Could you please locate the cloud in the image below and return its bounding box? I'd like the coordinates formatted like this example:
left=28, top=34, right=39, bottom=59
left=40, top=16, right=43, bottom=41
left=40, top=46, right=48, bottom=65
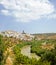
left=0, top=0, right=55, bottom=22
left=1, top=9, right=10, bottom=15
left=47, top=13, right=56, bottom=19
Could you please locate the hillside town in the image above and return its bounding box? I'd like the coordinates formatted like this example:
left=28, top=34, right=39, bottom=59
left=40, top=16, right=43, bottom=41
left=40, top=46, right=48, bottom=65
left=0, top=30, right=34, bottom=41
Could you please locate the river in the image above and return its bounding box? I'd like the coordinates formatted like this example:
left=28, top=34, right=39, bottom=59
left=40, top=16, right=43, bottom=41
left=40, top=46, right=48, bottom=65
left=21, top=45, right=40, bottom=60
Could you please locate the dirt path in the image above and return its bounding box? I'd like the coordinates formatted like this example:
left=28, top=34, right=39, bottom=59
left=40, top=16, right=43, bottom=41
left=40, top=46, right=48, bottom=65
left=5, top=56, right=13, bottom=65
left=5, top=46, right=15, bottom=65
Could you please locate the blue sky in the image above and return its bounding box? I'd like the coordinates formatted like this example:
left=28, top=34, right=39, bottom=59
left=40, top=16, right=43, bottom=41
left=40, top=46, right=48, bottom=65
left=0, top=0, right=56, bottom=33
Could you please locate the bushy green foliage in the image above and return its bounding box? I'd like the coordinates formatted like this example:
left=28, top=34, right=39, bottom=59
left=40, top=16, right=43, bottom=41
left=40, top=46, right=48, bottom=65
left=1, top=34, right=56, bottom=65
left=13, top=39, right=56, bottom=65
left=0, top=35, right=5, bottom=65
left=31, top=40, right=46, bottom=56
left=41, top=45, right=56, bottom=65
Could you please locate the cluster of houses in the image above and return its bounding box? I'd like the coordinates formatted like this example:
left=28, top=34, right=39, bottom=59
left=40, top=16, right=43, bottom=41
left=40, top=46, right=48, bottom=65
left=0, top=30, right=34, bottom=41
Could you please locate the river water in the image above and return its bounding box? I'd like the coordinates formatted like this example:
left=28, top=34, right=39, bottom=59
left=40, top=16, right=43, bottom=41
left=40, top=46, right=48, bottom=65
left=21, top=45, right=40, bottom=60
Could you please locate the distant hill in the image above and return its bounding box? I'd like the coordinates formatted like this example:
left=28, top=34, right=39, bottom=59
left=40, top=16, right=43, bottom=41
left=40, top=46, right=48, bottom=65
left=33, top=33, right=56, bottom=40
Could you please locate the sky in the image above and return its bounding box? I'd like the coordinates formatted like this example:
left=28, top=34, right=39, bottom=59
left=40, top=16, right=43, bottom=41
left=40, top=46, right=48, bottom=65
left=0, top=0, right=56, bottom=34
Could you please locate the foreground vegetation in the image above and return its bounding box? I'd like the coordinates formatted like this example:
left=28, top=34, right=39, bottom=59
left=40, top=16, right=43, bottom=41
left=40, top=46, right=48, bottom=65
left=0, top=35, right=56, bottom=65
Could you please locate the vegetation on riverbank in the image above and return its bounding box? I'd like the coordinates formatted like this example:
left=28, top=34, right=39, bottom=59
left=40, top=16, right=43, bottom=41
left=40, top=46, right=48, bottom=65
left=0, top=34, right=56, bottom=65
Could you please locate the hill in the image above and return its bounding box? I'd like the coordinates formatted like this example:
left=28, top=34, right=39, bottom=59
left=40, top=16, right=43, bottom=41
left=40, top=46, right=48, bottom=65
left=33, top=33, right=56, bottom=40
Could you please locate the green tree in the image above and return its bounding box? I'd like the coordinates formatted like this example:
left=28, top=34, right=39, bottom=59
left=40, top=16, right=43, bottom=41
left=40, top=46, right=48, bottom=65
left=0, top=35, right=5, bottom=65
